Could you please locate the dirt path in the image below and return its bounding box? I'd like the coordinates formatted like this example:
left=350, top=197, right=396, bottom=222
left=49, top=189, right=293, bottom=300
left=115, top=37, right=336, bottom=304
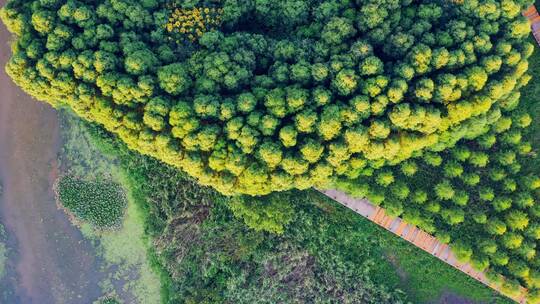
left=0, top=4, right=104, bottom=303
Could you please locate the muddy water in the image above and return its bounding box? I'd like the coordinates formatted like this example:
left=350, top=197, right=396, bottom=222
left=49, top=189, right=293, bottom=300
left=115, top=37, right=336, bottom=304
left=0, top=4, right=104, bottom=304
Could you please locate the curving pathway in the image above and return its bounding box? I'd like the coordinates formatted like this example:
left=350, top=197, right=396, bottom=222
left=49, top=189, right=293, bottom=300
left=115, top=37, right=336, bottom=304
left=319, top=189, right=528, bottom=303
left=524, top=5, right=540, bottom=45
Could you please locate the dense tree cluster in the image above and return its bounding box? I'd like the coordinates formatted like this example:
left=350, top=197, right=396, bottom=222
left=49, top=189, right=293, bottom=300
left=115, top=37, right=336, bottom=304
left=0, top=0, right=534, bottom=195
left=337, top=105, right=540, bottom=300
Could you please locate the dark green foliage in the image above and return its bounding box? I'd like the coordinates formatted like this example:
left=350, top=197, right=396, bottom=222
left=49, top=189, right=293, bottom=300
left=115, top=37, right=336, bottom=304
left=56, top=175, right=126, bottom=229
left=0, top=0, right=534, bottom=195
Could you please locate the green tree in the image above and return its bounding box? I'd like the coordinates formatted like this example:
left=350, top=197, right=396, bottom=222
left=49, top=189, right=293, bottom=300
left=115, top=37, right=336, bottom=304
left=505, top=210, right=529, bottom=231
left=1, top=0, right=535, bottom=197
left=227, top=194, right=295, bottom=234
left=157, top=63, right=191, bottom=95
left=434, top=180, right=454, bottom=200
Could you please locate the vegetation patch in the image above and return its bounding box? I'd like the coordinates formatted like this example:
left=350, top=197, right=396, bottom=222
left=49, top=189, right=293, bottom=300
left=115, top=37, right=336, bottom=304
left=93, top=294, right=121, bottom=304
left=337, top=39, right=540, bottom=300
left=227, top=193, right=295, bottom=234
left=55, top=175, right=126, bottom=229
left=0, top=224, right=7, bottom=281
left=165, top=3, right=223, bottom=43
left=0, top=0, right=534, bottom=195
left=79, top=118, right=509, bottom=303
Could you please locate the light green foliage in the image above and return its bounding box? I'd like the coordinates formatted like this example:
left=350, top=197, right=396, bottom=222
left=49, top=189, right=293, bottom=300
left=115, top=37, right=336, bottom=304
left=376, top=170, right=394, bottom=187
left=227, top=193, right=294, bottom=234
left=336, top=106, right=540, bottom=293
left=157, top=63, right=191, bottom=95
left=423, top=152, right=442, bottom=167
left=56, top=176, right=126, bottom=229
left=453, top=241, right=473, bottom=263
left=83, top=196, right=161, bottom=304
left=0, top=0, right=534, bottom=195
left=435, top=180, right=455, bottom=200
left=505, top=210, right=529, bottom=230
left=400, top=160, right=418, bottom=177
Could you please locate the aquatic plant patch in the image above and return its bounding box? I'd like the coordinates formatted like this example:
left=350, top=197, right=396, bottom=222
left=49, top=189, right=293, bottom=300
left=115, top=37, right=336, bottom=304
left=55, top=175, right=126, bottom=229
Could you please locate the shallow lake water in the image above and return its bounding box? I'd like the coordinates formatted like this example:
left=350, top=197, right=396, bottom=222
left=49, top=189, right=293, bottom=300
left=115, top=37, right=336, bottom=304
left=0, top=3, right=105, bottom=302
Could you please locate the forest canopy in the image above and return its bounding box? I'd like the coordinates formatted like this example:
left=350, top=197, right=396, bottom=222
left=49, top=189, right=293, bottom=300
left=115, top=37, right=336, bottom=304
left=0, top=0, right=535, bottom=195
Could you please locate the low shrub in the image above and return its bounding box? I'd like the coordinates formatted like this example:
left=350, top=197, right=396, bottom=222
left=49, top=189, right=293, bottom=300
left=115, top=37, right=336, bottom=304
left=227, top=192, right=295, bottom=234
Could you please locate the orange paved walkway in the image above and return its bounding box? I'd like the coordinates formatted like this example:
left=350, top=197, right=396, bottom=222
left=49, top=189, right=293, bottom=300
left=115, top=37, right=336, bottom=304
left=524, top=5, right=540, bottom=46
left=320, top=189, right=528, bottom=303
